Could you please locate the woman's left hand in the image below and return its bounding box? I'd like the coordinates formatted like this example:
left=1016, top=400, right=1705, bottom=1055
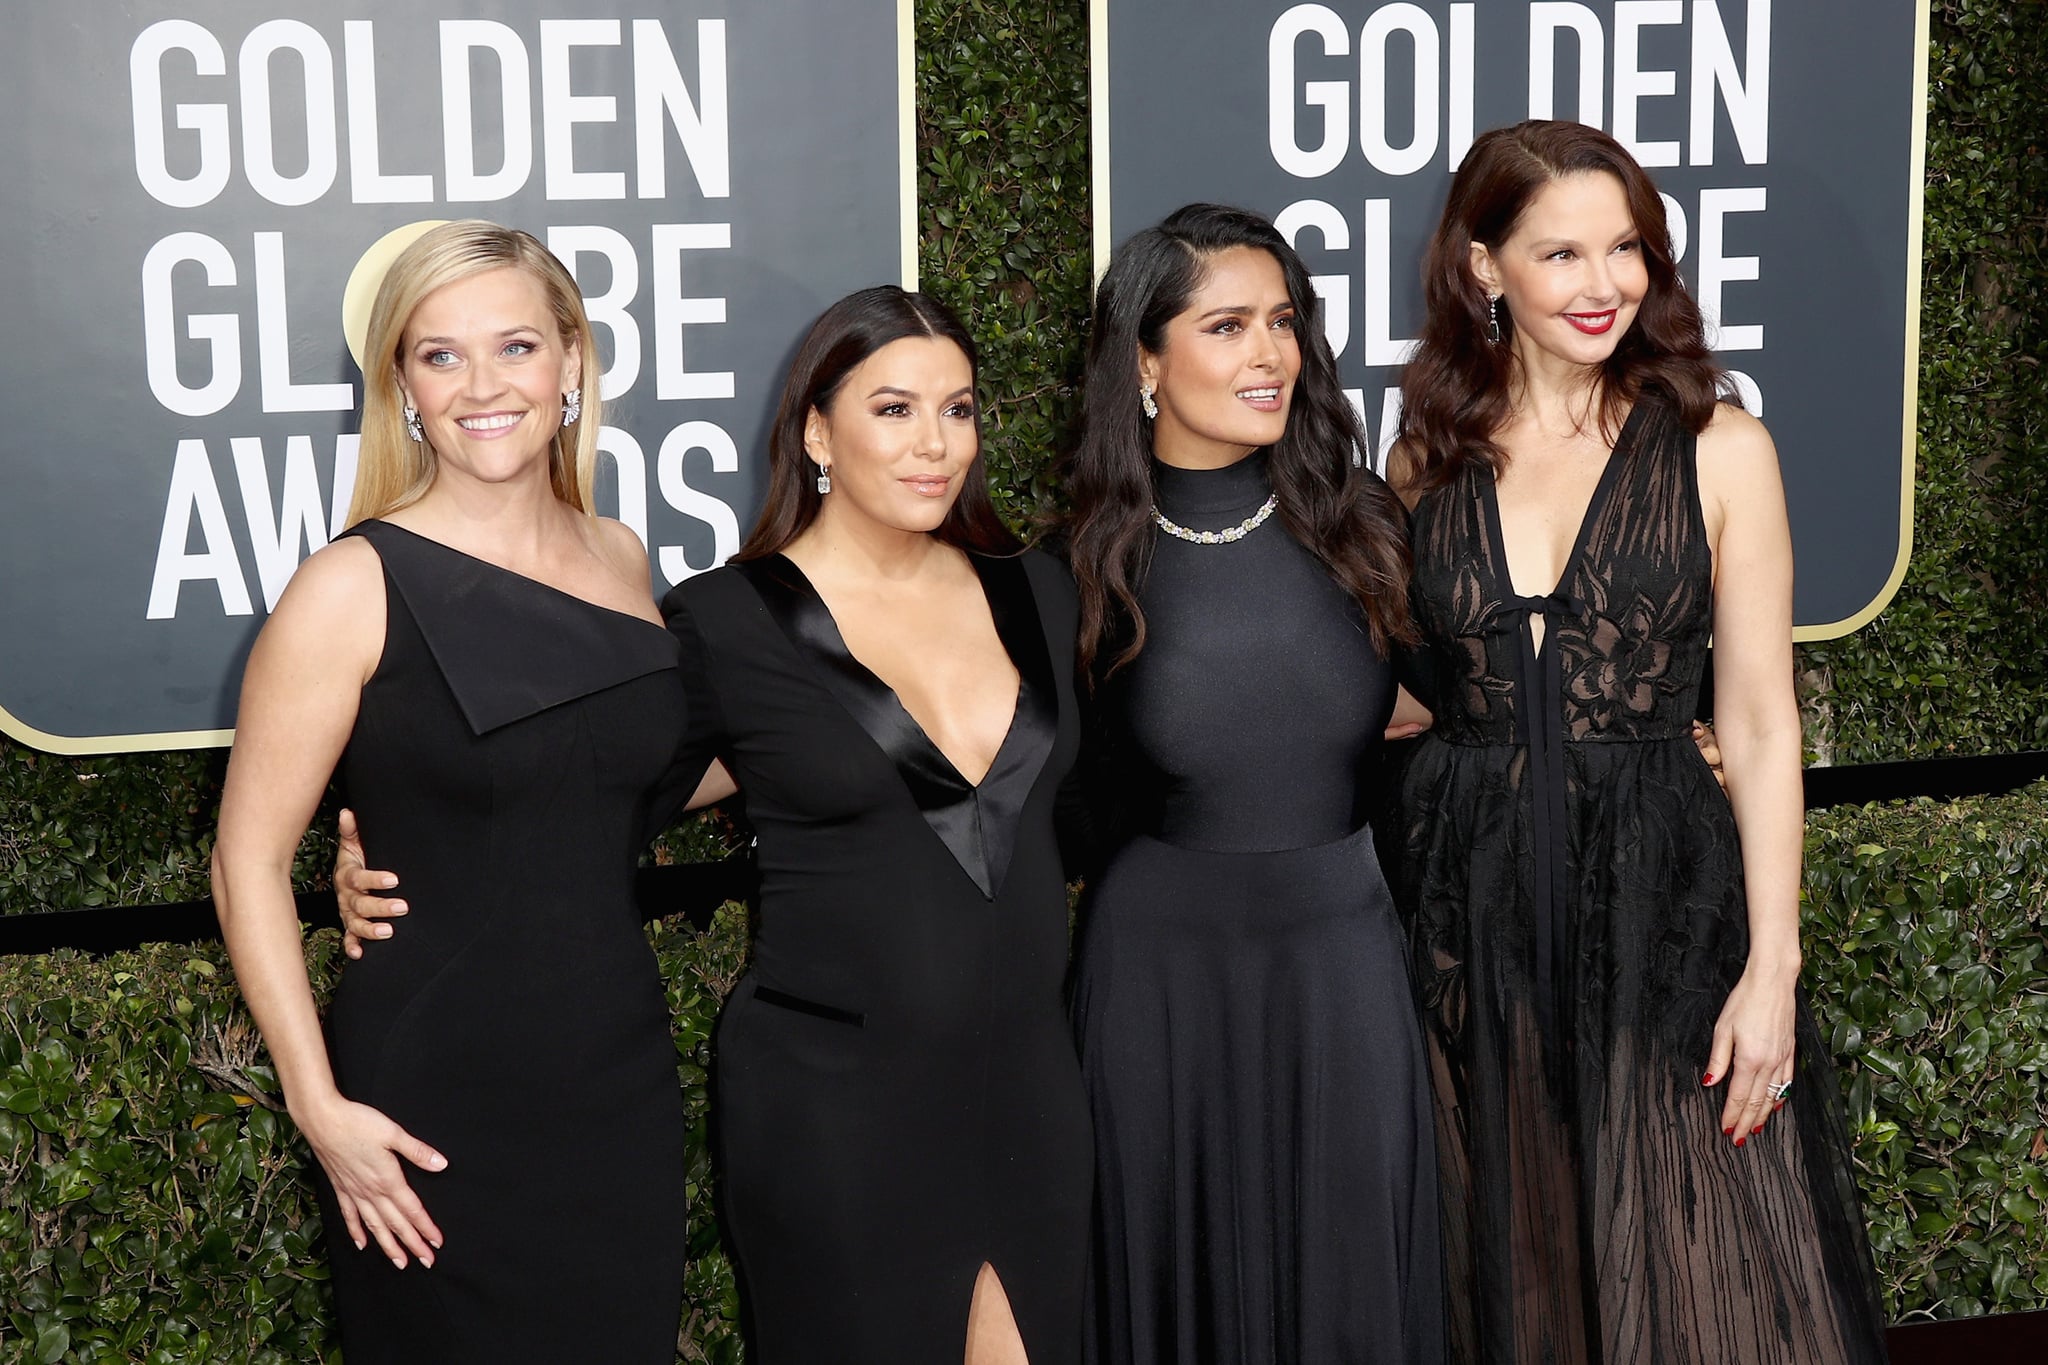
left=1703, top=962, right=1798, bottom=1146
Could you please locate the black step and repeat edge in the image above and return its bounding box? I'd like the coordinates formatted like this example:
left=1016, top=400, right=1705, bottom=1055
left=1886, top=1308, right=2048, bottom=1362
left=0, top=858, right=755, bottom=959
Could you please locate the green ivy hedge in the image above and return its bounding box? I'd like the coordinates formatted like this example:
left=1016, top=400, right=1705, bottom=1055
left=0, top=906, right=751, bottom=1364
left=6, top=790, right=2045, bottom=1360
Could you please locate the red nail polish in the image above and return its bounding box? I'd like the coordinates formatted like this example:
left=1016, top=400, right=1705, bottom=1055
left=1753, top=1123, right=1765, bottom=1134
left=1734, top=1136, right=1746, bottom=1148
left=1723, top=1126, right=1734, bottom=1136
left=1703, top=1072, right=1716, bottom=1085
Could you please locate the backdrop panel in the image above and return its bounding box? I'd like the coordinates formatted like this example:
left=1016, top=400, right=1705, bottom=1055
left=0, top=0, right=913, bottom=752
left=1093, top=0, right=1926, bottom=641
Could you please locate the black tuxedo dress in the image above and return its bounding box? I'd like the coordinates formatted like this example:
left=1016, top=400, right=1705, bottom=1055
left=662, top=549, right=1093, bottom=1364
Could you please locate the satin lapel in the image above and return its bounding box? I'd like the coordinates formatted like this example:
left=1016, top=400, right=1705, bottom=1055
left=968, top=553, right=1057, bottom=897
left=733, top=554, right=1055, bottom=901
left=343, top=520, right=680, bottom=735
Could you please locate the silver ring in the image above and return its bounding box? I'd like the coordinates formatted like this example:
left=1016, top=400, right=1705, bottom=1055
left=1766, top=1079, right=1792, bottom=1100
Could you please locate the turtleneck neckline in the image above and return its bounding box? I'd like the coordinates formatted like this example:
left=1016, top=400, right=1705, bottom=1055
left=1151, top=450, right=1272, bottom=518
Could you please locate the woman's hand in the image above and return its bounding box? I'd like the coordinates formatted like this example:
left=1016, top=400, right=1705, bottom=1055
left=334, top=807, right=407, bottom=959
left=1703, top=958, right=1798, bottom=1146
left=1385, top=686, right=1434, bottom=743
left=1691, top=720, right=1727, bottom=792
left=296, top=1092, right=448, bottom=1269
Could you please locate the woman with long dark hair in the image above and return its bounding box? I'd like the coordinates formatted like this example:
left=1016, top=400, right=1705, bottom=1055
left=672, top=286, right=1092, bottom=1363
left=1062, top=203, right=1444, bottom=1363
left=1388, top=120, right=1888, bottom=1363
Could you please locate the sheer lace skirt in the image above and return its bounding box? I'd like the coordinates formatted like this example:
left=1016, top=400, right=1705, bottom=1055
left=1391, top=735, right=1890, bottom=1365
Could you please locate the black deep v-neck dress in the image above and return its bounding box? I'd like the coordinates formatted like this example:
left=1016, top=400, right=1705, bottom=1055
left=1388, top=392, right=1888, bottom=1364
left=662, top=549, right=1091, bottom=1364
left=320, top=520, right=712, bottom=1362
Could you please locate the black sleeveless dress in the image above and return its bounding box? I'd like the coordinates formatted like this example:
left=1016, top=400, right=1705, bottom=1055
left=1069, top=453, right=1445, bottom=1365
left=662, top=549, right=1092, bottom=1364
left=320, top=519, right=711, bottom=1362
left=1387, top=395, right=1889, bottom=1364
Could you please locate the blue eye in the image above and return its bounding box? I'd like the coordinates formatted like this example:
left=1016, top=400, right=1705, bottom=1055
left=504, top=340, right=536, bottom=357
left=425, top=348, right=458, bottom=367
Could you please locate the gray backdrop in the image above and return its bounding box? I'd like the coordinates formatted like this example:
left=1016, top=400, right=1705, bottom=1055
left=0, top=0, right=908, bottom=750
left=1097, top=0, right=1923, bottom=640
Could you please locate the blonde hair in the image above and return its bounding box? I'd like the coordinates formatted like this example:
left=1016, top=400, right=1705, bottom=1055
left=346, top=220, right=602, bottom=526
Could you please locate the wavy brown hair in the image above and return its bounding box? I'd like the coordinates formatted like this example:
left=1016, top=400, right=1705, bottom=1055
left=735, top=286, right=1019, bottom=561
left=1063, top=203, right=1415, bottom=681
left=1398, top=120, right=1728, bottom=491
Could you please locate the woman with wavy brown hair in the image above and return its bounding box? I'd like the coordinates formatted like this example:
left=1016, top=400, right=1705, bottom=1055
left=1387, top=120, right=1888, bottom=1363
left=1062, top=203, right=1443, bottom=1364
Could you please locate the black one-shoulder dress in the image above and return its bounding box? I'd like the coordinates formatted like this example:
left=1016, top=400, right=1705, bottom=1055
left=663, top=549, right=1093, bottom=1365
left=320, top=519, right=711, bottom=1362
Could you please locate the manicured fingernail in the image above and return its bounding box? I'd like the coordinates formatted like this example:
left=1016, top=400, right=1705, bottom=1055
left=1734, top=1136, right=1746, bottom=1148
left=392, top=1256, right=405, bottom=1269
left=431, top=1238, right=443, bottom=1249
left=1774, top=1099, right=1785, bottom=1110
left=390, top=903, right=407, bottom=915
left=1723, top=1126, right=1734, bottom=1136
left=354, top=1239, right=367, bottom=1251
left=376, top=926, right=392, bottom=937
left=1752, top=1123, right=1765, bottom=1134
left=1702, top=1072, right=1716, bottom=1085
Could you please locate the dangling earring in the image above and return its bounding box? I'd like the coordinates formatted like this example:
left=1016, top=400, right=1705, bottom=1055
left=1140, top=383, right=1159, bottom=420
left=403, top=404, right=424, bottom=443
left=561, top=387, right=582, bottom=426
left=815, top=462, right=831, bottom=495
left=1486, top=294, right=1504, bottom=344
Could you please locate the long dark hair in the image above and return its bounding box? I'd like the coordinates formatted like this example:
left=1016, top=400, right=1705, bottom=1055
left=735, top=286, right=1019, bottom=560
left=1399, top=120, right=1727, bottom=490
left=1063, top=203, right=1415, bottom=681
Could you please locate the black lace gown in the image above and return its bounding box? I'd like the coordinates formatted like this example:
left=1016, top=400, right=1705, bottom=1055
left=1387, top=394, right=1889, bottom=1364
left=1070, top=453, right=1444, bottom=1365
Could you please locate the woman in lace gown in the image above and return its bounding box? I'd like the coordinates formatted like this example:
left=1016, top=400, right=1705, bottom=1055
left=1385, top=121, right=1889, bottom=1364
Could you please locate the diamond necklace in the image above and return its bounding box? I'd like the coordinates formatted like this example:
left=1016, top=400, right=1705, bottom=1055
left=1150, top=493, right=1280, bottom=545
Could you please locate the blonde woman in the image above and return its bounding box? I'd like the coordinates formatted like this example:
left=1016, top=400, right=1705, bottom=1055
left=211, top=221, right=715, bottom=1361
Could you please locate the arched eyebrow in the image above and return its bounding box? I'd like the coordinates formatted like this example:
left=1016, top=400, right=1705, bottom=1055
left=865, top=385, right=977, bottom=402
left=1195, top=301, right=1295, bottom=321
left=412, top=326, right=544, bottom=348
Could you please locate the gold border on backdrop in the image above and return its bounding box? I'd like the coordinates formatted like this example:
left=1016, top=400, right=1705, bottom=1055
left=1792, top=0, right=1927, bottom=643
left=1088, top=0, right=1928, bottom=645
left=1, top=1, right=926, bottom=757
left=1090, top=0, right=1112, bottom=281
left=899, top=0, right=919, bottom=289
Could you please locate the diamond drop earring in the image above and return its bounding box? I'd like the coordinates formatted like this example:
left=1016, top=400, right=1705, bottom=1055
left=1140, top=384, right=1159, bottom=420
left=1486, top=294, right=1504, bottom=344
left=403, top=404, right=424, bottom=443
left=561, top=387, right=582, bottom=426
left=815, top=462, right=832, bottom=495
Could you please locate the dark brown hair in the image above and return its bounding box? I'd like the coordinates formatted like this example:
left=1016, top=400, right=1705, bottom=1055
left=735, top=286, right=1020, bottom=560
left=1062, top=203, right=1415, bottom=681
left=1398, top=120, right=1729, bottom=490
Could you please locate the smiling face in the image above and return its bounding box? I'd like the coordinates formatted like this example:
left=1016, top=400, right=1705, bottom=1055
left=1139, top=245, right=1302, bottom=469
left=1471, top=170, right=1648, bottom=373
left=396, top=266, right=581, bottom=493
left=804, top=335, right=980, bottom=539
